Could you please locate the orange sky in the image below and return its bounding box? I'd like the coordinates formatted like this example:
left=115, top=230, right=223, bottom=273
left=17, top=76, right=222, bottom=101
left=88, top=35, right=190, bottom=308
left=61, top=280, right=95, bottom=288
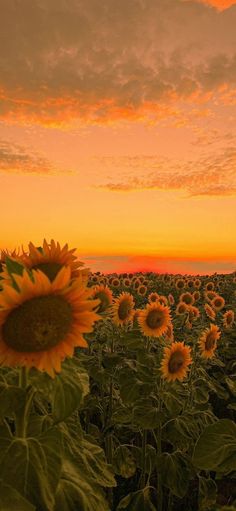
left=1, top=0, right=236, bottom=274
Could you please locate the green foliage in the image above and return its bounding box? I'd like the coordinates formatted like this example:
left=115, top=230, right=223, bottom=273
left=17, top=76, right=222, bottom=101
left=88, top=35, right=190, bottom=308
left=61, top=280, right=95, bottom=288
left=193, top=419, right=236, bottom=474
left=117, top=488, right=156, bottom=511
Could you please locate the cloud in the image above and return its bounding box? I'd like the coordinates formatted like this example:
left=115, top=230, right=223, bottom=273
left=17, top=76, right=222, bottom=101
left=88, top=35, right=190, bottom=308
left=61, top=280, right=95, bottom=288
left=1, top=0, right=236, bottom=126
left=0, top=139, right=67, bottom=175
left=94, top=147, right=236, bottom=196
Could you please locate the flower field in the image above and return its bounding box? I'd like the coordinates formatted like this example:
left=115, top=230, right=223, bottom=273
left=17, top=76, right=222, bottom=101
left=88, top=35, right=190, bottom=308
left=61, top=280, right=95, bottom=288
left=0, top=240, right=236, bottom=511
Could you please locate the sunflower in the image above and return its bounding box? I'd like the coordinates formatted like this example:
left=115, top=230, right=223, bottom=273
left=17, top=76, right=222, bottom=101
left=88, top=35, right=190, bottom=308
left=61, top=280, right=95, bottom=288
left=198, top=323, right=221, bottom=359
left=90, top=284, right=113, bottom=313
left=137, top=284, right=147, bottom=296
left=111, top=292, right=135, bottom=326
left=168, top=294, right=175, bottom=305
left=164, top=322, right=174, bottom=343
left=158, top=295, right=168, bottom=306
left=160, top=342, right=192, bottom=382
left=204, top=303, right=216, bottom=321
left=223, top=310, right=235, bottom=329
left=193, top=290, right=200, bottom=302
left=204, top=290, right=217, bottom=303
left=138, top=302, right=171, bottom=338
left=111, top=278, right=120, bottom=288
left=205, top=281, right=215, bottom=292
left=133, top=278, right=141, bottom=290
left=148, top=292, right=160, bottom=303
left=188, top=305, right=200, bottom=322
left=175, top=301, right=189, bottom=315
left=180, top=292, right=194, bottom=305
left=175, top=279, right=185, bottom=290
left=187, top=279, right=195, bottom=289
left=211, top=295, right=225, bottom=312
left=22, top=239, right=88, bottom=283
left=194, top=278, right=201, bottom=289
left=123, top=278, right=131, bottom=288
left=0, top=267, right=101, bottom=377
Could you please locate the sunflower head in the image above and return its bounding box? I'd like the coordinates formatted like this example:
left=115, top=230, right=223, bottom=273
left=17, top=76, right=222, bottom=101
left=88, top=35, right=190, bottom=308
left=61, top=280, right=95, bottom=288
left=138, top=302, right=171, bottom=338
left=90, top=284, right=113, bottom=313
left=205, top=281, right=215, bottom=292
left=111, top=292, right=135, bottom=326
left=148, top=292, right=160, bottom=303
left=198, top=323, right=221, bottom=359
left=111, top=278, right=120, bottom=288
left=223, top=310, right=235, bottom=329
left=137, top=284, right=147, bottom=296
left=176, top=279, right=185, bottom=290
left=193, top=290, right=200, bottom=302
left=187, top=279, right=194, bottom=289
left=160, top=342, right=192, bottom=382
left=180, top=292, right=194, bottom=305
left=211, top=295, right=225, bottom=312
left=0, top=267, right=101, bottom=377
left=204, top=290, right=218, bottom=303
left=204, top=303, right=216, bottom=321
left=175, top=301, right=189, bottom=315
left=22, top=239, right=88, bottom=282
left=168, top=294, right=175, bottom=305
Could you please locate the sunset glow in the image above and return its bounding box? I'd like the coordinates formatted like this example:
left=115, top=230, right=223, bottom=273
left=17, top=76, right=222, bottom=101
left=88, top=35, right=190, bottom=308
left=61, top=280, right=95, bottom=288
left=1, top=0, right=236, bottom=274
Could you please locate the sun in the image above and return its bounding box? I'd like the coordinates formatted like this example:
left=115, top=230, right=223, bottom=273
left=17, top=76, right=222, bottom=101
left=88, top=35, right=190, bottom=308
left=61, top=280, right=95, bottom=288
left=0, top=267, right=101, bottom=377
left=160, top=341, right=192, bottom=382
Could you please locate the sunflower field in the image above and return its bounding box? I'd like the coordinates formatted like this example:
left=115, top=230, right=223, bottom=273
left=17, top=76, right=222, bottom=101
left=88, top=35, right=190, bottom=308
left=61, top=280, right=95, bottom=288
left=0, top=240, right=236, bottom=511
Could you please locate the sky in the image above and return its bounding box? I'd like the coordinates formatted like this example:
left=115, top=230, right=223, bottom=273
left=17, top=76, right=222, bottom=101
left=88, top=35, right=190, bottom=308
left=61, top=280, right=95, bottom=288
left=0, top=0, right=236, bottom=275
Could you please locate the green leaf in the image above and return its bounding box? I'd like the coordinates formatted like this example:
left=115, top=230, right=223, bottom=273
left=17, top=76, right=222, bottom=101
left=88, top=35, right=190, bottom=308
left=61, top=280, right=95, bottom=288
left=0, top=383, right=26, bottom=419
left=52, top=358, right=89, bottom=422
left=113, top=446, right=136, bottom=478
left=55, top=460, right=110, bottom=511
left=198, top=476, right=217, bottom=510
left=132, top=400, right=160, bottom=429
left=0, top=479, right=36, bottom=511
left=117, top=488, right=156, bottom=511
left=0, top=427, right=62, bottom=511
left=158, top=451, right=191, bottom=498
left=193, top=419, right=236, bottom=474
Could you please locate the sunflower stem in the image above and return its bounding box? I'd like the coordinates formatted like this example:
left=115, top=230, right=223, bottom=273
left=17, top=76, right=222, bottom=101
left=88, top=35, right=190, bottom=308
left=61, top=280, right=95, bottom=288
left=140, top=429, right=147, bottom=489
left=19, top=366, right=28, bottom=389
left=156, top=378, right=163, bottom=511
left=16, top=367, right=34, bottom=438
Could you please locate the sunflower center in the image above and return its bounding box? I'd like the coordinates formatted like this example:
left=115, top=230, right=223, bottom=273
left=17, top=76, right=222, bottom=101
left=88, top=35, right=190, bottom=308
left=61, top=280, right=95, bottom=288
left=168, top=351, right=184, bottom=374
left=205, top=332, right=217, bottom=351
left=118, top=299, right=131, bottom=320
left=32, top=262, right=63, bottom=282
left=146, top=309, right=163, bottom=329
left=2, top=295, right=73, bottom=352
left=95, top=291, right=110, bottom=313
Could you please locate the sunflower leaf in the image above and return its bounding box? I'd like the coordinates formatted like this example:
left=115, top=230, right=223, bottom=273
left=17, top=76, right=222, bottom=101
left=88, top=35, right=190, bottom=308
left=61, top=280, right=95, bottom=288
left=51, top=358, right=90, bottom=422
left=0, top=479, right=36, bottom=511
left=193, top=419, right=236, bottom=474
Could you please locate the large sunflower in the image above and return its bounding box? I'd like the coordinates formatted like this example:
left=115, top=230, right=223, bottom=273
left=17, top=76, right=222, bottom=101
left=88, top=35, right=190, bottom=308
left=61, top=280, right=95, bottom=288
left=22, top=239, right=88, bottom=282
left=198, top=323, right=221, bottom=359
left=138, top=302, right=171, bottom=338
left=160, top=342, right=192, bottom=382
left=0, top=267, right=101, bottom=377
left=111, top=292, right=135, bottom=326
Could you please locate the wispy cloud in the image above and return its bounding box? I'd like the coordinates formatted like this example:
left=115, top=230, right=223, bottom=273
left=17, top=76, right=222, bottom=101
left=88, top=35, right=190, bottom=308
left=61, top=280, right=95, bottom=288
left=94, top=147, right=236, bottom=197
left=1, top=0, right=236, bottom=126
left=0, top=139, right=69, bottom=175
